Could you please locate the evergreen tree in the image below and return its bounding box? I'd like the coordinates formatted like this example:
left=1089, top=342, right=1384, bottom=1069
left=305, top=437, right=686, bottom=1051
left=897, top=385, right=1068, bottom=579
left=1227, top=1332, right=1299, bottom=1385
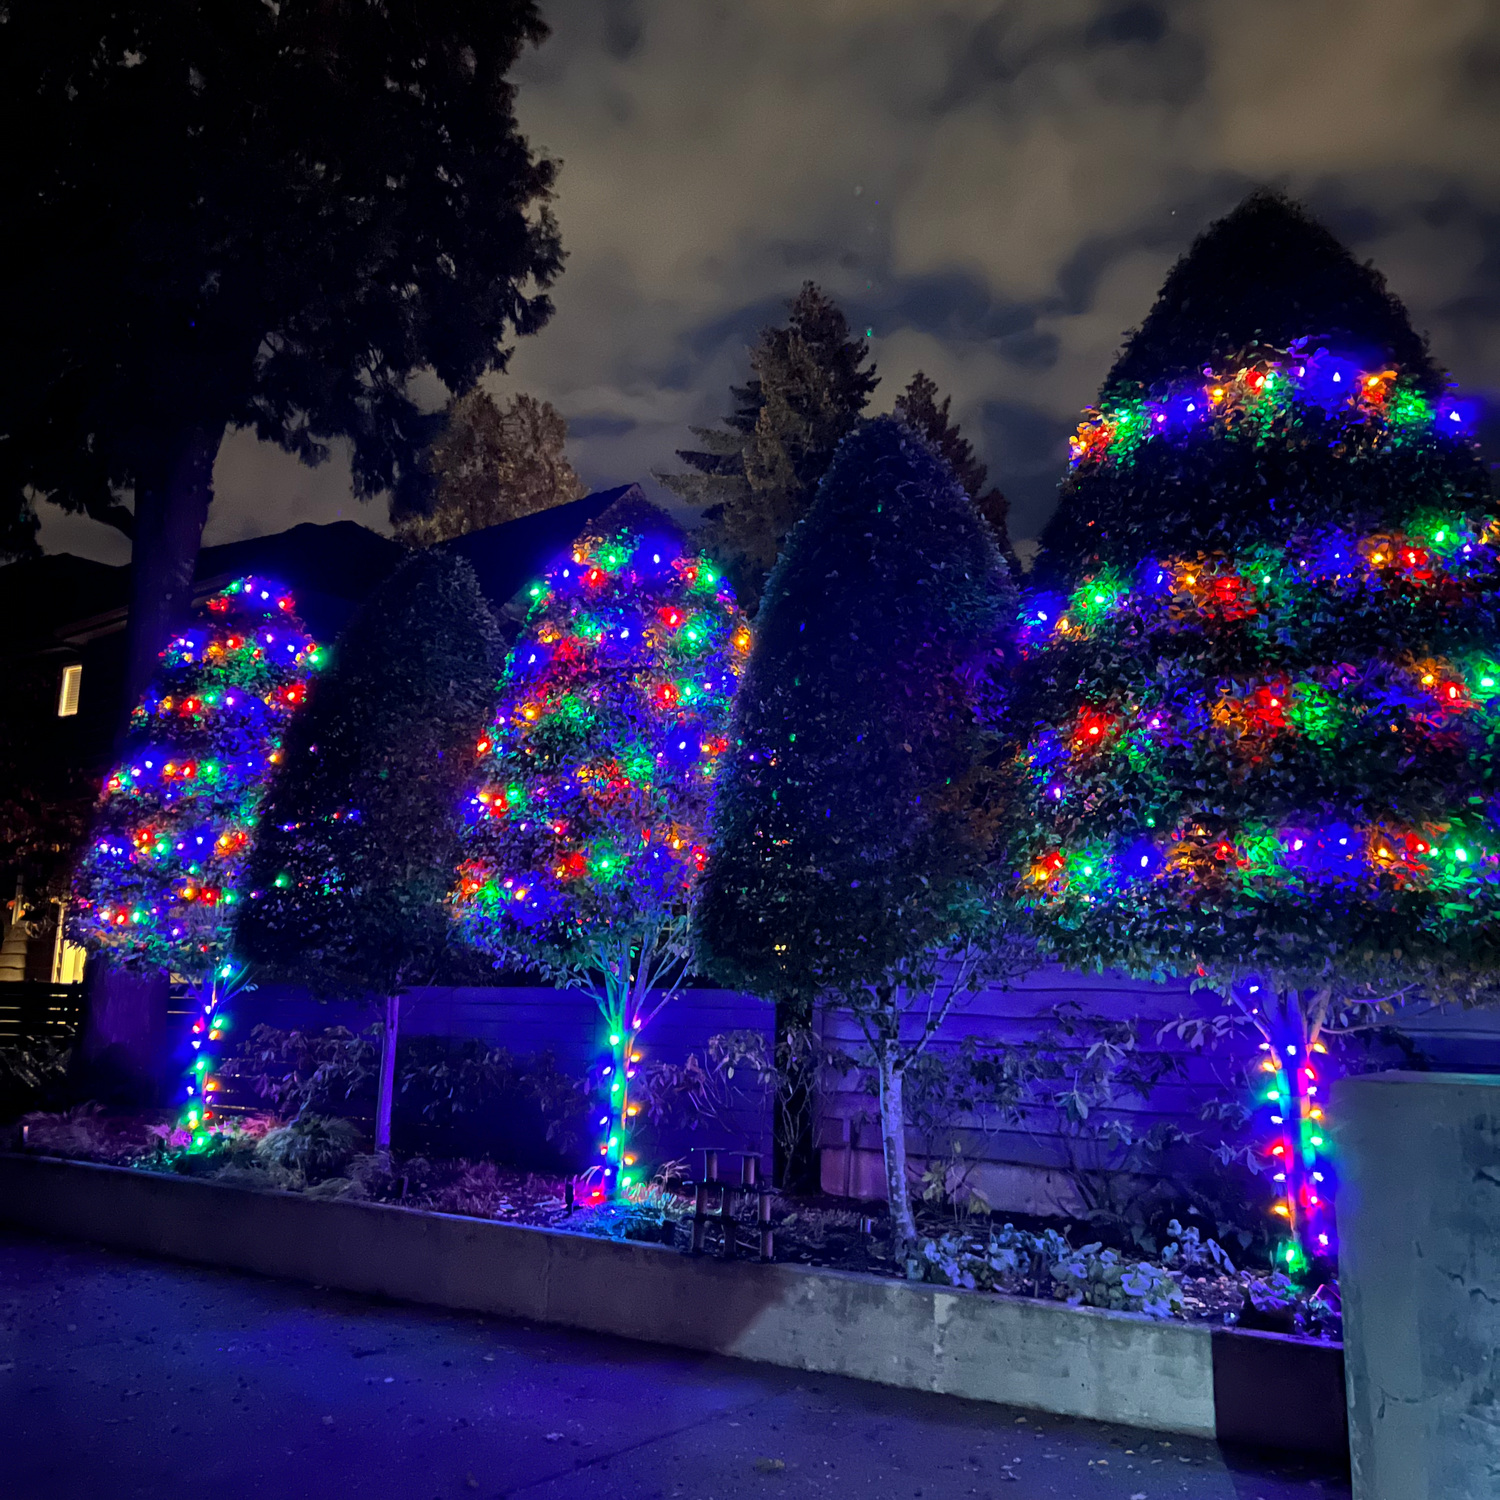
left=1007, top=197, right=1495, bottom=1268
left=453, top=496, right=750, bottom=1197
left=392, top=389, right=586, bottom=548
left=695, top=418, right=1017, bottom=1255
left=238, top=552, right=500, bottom=1153
left=2, top=1, right=562, bottom=716
left=894, top=371, right=1018, bottom=566
left=660, top=283, right=878, bottom=609
left=70, top=577, right=320, bottom=1106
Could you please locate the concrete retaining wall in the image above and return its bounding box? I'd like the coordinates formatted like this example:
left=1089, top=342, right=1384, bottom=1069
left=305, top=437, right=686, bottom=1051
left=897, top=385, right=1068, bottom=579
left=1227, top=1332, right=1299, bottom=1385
left=0, top=1152, right=1345, bottom=1456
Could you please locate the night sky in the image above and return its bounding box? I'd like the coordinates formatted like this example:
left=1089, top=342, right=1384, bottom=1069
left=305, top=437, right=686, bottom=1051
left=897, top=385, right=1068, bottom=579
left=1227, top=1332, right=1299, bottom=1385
left=39, top=0, right=1500, bottom=566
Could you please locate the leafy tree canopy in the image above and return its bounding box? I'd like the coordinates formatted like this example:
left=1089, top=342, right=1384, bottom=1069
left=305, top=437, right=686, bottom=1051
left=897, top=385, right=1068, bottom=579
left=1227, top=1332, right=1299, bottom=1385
left=238, top=551, right=501, bottom=998
left=1106, top=190, right=1442, bottom=399
left=1037, top=195, right=1470, bottom=584
left=2, top=0, right=561, bottom=702
left=659, top=283, right=877, bottom=609
left=695, top=416, right=1016, bottom=1004
left=392, top=389, right=585, bottom=548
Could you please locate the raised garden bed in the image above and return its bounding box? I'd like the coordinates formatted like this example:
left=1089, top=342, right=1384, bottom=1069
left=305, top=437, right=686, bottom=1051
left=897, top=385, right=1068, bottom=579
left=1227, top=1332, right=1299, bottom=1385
left=12, top=1105, right=1337, bottom=1336
left=0, top=1148, right=1347, bottom=1458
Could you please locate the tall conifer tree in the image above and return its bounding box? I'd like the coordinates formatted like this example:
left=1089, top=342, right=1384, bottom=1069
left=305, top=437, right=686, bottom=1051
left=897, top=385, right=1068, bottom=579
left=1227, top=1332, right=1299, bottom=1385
left=660, top=283, right=877, bottom=610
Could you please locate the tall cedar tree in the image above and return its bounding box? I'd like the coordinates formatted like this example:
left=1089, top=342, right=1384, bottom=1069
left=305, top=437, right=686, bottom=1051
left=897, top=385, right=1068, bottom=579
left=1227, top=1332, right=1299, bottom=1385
left=894, top=373, right=1019, bottom=569
left=1008, top=194, right=1496, bottom=1265
left=453, top=496, right=750, bottom=1196
left=392, top=389, right=585, bottom=548
left=2, top=1, right=561, bottom=711
left=238, top=552, right=500, bottom=1153
left=660, top=283, right=877, bottom=610
left=695, top=418, right=1017, bottom=1255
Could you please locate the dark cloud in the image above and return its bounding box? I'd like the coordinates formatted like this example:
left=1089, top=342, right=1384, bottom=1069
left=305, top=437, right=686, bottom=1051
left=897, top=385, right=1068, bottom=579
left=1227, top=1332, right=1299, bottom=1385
left=39, top=0, right=1500, bottom=562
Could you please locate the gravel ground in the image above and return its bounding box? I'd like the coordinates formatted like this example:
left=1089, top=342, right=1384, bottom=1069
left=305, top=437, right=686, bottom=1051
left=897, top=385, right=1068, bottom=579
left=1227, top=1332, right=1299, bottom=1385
left=0, top=1227, right=1349, bottom=1500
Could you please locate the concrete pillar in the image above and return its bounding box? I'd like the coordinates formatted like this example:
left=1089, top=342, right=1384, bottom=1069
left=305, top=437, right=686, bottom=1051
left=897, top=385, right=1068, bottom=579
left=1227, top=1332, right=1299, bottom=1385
left=1333, top=1071, right=1500, bottom=1499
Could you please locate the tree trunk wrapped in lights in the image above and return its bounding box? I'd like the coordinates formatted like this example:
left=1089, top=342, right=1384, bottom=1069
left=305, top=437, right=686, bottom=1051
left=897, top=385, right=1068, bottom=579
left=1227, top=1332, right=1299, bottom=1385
left=694, top=417, right=1020, bottom=1259
left=1012, top=193, right=1499, bottom=1271
left=70, top=577, right=321, bottom=1123
left=453, top=495, right=751, bottom=1199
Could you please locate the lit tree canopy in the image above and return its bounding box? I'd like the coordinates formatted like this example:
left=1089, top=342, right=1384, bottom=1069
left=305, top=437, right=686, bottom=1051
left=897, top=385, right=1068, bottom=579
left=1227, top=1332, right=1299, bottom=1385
left=1007, top=197, right=1497, bottom=1263
left=452, top=495, right=750, bottom=1192
left=71, top=577, right=321, bottom=978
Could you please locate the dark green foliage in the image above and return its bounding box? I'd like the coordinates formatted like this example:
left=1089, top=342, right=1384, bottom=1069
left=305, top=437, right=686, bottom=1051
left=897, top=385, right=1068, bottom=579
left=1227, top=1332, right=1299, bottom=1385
left=0, top=1038, right=73, bottom=1122
left=2, top=0, right=561, bottom=700
left=695, top=416, right=1014, bottom=1003
left=238, top=552, right=501, bottom=996
left=660, top=283, right=878, bottom=609
left=893, top=372, right=1017, bottom=567
left=254, top=1114, right=364, bottom=1181
left=1105, top=190, right=1441, bottom=399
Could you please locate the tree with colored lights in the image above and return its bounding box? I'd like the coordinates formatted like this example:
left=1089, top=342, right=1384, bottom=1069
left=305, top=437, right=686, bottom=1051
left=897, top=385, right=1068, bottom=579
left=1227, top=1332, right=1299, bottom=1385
left=392, top=389, right=585, bottom=548
left=1011, top=193, right=1498, bottom=1268
left=695, top=418, right=1018, bottom=1257
left=453, top=495, right=751, bottom=1198
left=659, top=283, right=878, bottom=610
left=238, top=552, right=500, bottom=1154
left=70, top=577, right=320, bottom=1111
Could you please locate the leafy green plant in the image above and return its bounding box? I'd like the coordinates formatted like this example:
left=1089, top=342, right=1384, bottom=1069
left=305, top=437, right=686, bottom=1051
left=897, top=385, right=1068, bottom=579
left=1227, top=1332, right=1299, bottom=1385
left=254, top=1114, right=363, bottom=1181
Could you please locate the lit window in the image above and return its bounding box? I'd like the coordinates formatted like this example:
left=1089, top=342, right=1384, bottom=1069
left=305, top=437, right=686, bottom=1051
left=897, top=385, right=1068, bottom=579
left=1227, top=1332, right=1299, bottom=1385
left=57, top=663, right=82, bottom=717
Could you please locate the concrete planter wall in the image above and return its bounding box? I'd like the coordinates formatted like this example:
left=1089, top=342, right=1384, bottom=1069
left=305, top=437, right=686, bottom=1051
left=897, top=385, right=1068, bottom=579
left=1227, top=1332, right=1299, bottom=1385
left=0, top=1152, right=1344, bottom=1457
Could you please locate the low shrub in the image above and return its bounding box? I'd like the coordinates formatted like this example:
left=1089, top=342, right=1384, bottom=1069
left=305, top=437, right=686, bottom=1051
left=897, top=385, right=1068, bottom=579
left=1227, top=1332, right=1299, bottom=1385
left=254, top=1114, right=363, bottom=1180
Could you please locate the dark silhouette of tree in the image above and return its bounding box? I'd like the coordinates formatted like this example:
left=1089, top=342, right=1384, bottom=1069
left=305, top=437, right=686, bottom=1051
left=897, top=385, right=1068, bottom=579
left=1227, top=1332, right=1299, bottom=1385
left=894, top=372, right=1018, bottom=566
left=2, top=1, right=562, bottom=717
left=695, top=418, right=1018, bottom=1253
left=660, top=283, right=878, bottom=610
left=392, top=389, right=585, bottom=548
left=239, top=552, right=500, bottom=1153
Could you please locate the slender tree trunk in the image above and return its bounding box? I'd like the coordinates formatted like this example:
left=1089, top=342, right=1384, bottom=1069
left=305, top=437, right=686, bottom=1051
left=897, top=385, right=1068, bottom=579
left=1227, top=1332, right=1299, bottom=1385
left=772, top=992, right=816, bottom=1192
left=874, top=1037, right=917, bottom=1261
left=374, top=993, right=401, bottom=1155
left=121, top=427, right=220, bottom=725
left=80, top=428, right=218, bottom=1106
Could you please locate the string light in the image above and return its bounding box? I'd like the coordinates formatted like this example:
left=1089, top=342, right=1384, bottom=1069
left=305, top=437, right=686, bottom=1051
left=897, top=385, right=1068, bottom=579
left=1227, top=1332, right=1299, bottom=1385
left=454, top=521, right=749, bottom=1195
left=73, top=577, right=320, bottom=974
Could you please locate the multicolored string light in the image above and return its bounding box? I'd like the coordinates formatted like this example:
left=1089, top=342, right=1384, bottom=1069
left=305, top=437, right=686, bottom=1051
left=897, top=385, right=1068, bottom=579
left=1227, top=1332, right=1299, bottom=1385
left=1067, top=338, right=1477, bottom=471
left=70, top=578, right=319, bottom=1141
left=453, top=521, right=750, bottom=1194
left=1017, top=345, right=1495, bottom=1262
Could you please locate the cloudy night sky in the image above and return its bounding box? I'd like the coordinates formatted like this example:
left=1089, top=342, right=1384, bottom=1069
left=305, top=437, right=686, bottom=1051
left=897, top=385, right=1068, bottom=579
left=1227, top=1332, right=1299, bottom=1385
left=39, top=0, right=1500, bottom=566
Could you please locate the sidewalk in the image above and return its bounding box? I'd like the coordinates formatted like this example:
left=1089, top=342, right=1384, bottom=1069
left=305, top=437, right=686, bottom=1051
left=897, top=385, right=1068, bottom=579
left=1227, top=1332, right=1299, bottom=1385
left=0, top=1228, right=1349, bottom=1500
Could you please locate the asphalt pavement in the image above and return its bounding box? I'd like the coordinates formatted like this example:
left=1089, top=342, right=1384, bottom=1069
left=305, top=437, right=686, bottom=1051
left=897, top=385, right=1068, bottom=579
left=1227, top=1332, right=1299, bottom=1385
left=0, top=1227, right=1349, bottom=1500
